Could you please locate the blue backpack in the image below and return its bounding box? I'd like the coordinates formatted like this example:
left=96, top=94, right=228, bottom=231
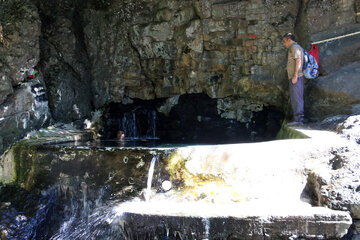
left=302, top=50, right=319, bottom=79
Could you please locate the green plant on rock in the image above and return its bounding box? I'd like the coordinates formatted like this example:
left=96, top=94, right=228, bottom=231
left=11, top=141, right=40, bottom=190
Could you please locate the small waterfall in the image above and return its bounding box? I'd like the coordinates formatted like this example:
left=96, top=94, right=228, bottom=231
left=145, top=156, right=157, bottom=202
left=132, top=112, right=137, bottom=138
left=50, top=186, right=124, bottom=240
left=146, top=110, right=157, bottom=139
left=202, top=218, right=210, bottom=240
left=122, top=111, right=138, bottom=139
left=81, top=182, right=89, bottom=219
left=121, top=109, right=157, bottom=139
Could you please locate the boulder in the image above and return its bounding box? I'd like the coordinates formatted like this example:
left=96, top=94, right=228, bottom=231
left=38, top=7, right=93, bottom=123
left=305, top=61, right=360, bottom=121
left=0, top=1, right=50, bottom=156
left=337, top=115, right=360, bottom=145
left=0, top=79, right=50, bottom=155
left=311, top=24, right=360, bottom=75
left=0, top=1, right=40, bottom=87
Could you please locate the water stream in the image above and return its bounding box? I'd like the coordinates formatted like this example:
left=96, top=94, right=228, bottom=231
left=121, top=109, right=157, bottom=140
left=145, top=156, right=157, bottom=202
left=0, top=109, right=354, bottom=239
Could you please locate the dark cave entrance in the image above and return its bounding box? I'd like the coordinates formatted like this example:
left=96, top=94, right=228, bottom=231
left=100, top=93, right=284, bottom=145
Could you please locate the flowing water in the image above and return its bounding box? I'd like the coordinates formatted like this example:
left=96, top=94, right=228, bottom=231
left=121, top=109, right=157, bottom=140
left=122, top=111, right=139, bottom=139
left=2, top=109, right=352, bottom=239
left=0, top=151, right=163, bottom=240
left=50, top=197, right=125, bottom=240
left=145, top=156, right=157, bottom=202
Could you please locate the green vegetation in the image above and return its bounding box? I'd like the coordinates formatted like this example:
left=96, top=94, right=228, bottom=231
left=11, top=141, right=37, bottom=189
left=276, top=122, right=310, bottom=140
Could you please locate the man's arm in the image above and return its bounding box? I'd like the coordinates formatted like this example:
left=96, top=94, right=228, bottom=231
left=291, top=58, right=302, bottom=84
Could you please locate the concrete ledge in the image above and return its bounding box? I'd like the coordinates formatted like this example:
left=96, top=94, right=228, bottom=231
left=118, top=202, right=351, bottom=239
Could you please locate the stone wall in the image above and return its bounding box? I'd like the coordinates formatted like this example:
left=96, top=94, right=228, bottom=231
left=78, top=0, right=359, bottom=121
left=111, top=0, right=299, bottom=108
left=1, top=0, right=360, bottom=153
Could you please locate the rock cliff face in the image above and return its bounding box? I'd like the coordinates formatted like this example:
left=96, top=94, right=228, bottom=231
left=0, top=0, right=50, bottom=154
left=1, top=0, right=360, bottom=153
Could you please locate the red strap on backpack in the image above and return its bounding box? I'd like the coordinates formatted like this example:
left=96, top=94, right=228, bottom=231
left=308, top=44, right=319, bottom=66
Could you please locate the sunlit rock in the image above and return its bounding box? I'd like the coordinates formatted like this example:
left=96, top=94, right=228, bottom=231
left=306, top=61, right=360, bottom=121
left=2, top=115, right=360, bottom=238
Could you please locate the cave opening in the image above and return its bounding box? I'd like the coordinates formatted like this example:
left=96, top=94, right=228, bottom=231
left=99, top=93, right=285, bottom=146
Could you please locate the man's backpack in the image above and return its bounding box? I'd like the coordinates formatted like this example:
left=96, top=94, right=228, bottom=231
left=308, top=44, right=319, bottom=66
left=302, top=45, right=319, bottom=79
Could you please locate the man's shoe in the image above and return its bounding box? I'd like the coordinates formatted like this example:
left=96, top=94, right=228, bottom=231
left=287, top=121, right=303, bottom=127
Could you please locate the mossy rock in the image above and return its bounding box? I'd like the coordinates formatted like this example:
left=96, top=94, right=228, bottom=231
left=276, top=123, right=310, bottom=140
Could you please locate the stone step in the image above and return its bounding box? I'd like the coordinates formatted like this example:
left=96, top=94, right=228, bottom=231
left=117, top=201, right=352, bottom=239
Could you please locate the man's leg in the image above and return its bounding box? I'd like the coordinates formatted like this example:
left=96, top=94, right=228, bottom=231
left=289, top=76, right=304, bottom=122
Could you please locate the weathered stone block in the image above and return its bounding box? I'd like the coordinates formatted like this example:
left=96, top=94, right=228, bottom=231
left=171, top=7, right=195, bottom=27
left=157, top=0, right=180, bottom=10
left=123, top=71, right=141, bottom=80
left=250, top=65, right=270, bottom=77
left=155, top=8, right=173, bottom=22
left=185, top=20, right=204, bottom=53
left=120, top=211, right=349, bottom=240
left=187, top=37, right=204, bottom=53
left=247, top=21, right=269, bottom=36
left=211, top=1, right=247, bottom=19
left=152, top=41, right=177, bottom=59
left=128, top=84, right=155, bottom=100
left=185, top=19, right=201, bottom=38
left=199, top=51, right=227, bottom=72
left=203, top=32, right=235, bottom=51
left=202, top=19, right=228, bottom=34
left=193, top=0, right=213, bottom=19
left=148, top=22, right=174, bottom=41
left=124, top=79, right=141, bottom=87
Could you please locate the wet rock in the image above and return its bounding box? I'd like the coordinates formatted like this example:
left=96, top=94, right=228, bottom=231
left=0, top=1, right=48, bottom=156
left=0, top=130, right=167, bottom=193
left=0, top=79, right=50, bottom=156
left=0, top=184, right=61, bottom=240
left=1, top=115, right=360, bottom=238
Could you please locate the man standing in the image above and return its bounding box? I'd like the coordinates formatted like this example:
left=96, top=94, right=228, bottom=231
left=283, top=33, right=305, bottom=126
